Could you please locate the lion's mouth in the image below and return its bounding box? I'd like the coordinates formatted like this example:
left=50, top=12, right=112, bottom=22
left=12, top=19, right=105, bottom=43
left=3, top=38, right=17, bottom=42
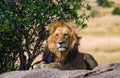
left=58, top=47, right=66, bottom=52
left=57, top=44, right=66, bottom=52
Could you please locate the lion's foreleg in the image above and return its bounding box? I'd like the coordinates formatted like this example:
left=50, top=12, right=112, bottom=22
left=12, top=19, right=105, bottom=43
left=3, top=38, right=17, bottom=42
left=45, top=62, right=62, bottom=68
left=83, top=53, right=98, bottom=70
left=33, top=61, right=62, bottom=69
left=39, top=61, right=63, bottom=68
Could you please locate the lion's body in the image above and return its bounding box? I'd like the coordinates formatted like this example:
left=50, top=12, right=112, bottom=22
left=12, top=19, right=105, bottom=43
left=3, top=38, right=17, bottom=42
left=38, top=21, right=98, bottom=70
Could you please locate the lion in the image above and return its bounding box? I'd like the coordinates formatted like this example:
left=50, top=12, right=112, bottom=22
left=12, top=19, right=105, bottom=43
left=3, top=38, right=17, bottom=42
left=34, top=21, right=98, bottom=70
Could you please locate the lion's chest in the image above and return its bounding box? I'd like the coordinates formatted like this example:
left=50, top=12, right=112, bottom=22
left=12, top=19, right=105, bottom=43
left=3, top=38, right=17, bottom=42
left=55, top=57, right=65, bottom=62
left=53, top=52, right=76, bottom=65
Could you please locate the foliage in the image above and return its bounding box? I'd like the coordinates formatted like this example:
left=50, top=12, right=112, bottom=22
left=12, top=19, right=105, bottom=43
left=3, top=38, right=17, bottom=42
left=0, top=1, right=19, bottom=73
left=0, top=0, right=88, bottom=73
left=96, top=0, right=114, bottom=8
left=112, top=7, right=120, bottom=15
left=90, top=9, right=100, bottom=17
left=0, top=32, right=18, bottom=73
left=86, top=4, right=91, bottom=10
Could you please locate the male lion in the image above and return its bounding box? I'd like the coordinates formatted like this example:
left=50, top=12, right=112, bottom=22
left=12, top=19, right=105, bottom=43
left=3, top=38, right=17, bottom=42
left=34, top=21, right=98, bottom=70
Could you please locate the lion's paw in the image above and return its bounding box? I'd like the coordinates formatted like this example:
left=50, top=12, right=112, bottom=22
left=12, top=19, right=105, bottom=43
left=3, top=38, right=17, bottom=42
left=33, top=64, right=48, bottom=69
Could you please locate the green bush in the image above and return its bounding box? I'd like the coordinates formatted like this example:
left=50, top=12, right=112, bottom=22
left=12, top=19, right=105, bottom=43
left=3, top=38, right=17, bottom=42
left=96, top=0, right=114, bottom=8
left=86, top=4, right=91, bottom=10
left=112, top=7, right=120, bottom=15
left=0, top=0, right=88, bottom=73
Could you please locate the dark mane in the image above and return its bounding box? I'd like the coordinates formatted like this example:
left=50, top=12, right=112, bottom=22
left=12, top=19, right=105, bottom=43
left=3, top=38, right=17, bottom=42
left=42, top=46, right=78, bottom=65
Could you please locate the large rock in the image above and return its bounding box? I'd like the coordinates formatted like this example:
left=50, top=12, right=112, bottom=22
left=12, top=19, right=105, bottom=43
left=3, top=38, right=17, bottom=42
left=0, top=62, right=120, bottom=78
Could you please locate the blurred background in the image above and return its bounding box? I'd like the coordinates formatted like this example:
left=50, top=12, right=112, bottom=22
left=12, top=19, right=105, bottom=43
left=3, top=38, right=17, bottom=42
left=78, top=0, right=120, bottom=64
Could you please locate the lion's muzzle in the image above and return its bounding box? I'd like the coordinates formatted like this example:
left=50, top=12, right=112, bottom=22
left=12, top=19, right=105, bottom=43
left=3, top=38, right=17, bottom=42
left=57, top=42, right=67, bottom=52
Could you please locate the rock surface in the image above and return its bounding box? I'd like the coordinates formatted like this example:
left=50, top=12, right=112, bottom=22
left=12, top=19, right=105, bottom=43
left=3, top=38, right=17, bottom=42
left=0, top=62, right=120, bottom=78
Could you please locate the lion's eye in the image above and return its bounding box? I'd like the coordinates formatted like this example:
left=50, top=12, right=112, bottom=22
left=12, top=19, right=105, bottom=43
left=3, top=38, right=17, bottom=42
left=55, top=34, right=59, bottom=37
left=64, top=34, right=69, bottom=38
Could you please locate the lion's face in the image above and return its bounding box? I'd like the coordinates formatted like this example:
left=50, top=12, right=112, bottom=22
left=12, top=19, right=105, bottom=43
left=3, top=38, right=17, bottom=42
left=54, top=27, right=71, bottom=52
left=47, top=21, right=77, bottom=58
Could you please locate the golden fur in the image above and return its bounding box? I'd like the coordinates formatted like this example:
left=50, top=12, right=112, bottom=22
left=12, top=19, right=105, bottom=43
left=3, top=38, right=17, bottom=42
left=37, top=21, right=98, bottom=70
left=47, top=21, right=77, bottom=60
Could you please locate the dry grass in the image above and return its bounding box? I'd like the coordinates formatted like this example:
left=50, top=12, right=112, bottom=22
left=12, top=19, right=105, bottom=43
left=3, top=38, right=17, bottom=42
left=85, top=52, right=120, bottom=64
left=79, top=36, right=120, bottom=52
left=77, top=0, right=120, bottom=64
left=79, top=15, right=120, bottom=35
left=78, top=36, right=120, bottom=64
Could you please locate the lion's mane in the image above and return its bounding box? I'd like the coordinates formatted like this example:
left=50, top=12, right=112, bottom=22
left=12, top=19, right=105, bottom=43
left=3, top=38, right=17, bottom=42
left=42, top=21, right=79, bottom=65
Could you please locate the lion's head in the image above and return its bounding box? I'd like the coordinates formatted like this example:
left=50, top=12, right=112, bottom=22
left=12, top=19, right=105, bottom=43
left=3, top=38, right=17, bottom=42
left=46, top=21, right=79, bottom=58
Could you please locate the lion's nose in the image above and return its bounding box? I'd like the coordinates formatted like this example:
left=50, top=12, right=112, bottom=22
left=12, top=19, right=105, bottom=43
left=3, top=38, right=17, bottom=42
left=58, top=41, right=64, bottom=45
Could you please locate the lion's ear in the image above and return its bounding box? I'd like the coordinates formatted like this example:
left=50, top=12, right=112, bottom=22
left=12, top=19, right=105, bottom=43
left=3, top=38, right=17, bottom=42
left=45, top=23, right=55, bottom=35
left=49, top=22, right=59, bottom=34
left=49, top=24, right=56, bottom=35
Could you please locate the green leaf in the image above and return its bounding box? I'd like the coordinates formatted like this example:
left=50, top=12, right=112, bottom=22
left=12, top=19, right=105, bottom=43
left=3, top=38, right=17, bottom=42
left=4, top=19, right=9, bottom=25
left=0, top=43, right=3, bottom=48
